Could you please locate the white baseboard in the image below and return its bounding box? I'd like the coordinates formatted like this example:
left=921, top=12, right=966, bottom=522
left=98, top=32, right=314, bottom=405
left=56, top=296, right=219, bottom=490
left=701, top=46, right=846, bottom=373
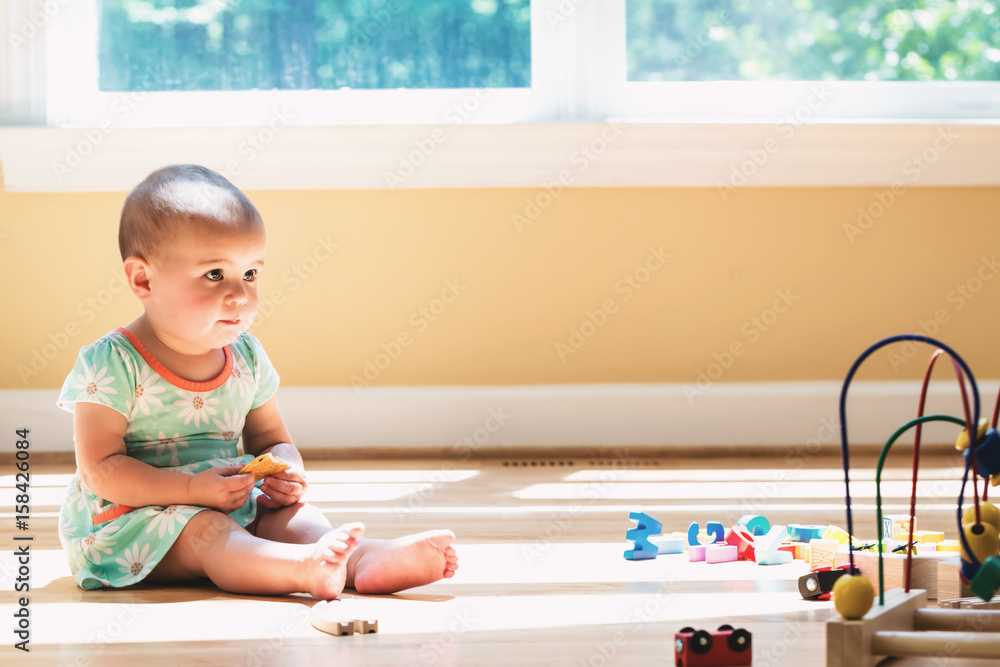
left=2, top=381, right=994, bottom=455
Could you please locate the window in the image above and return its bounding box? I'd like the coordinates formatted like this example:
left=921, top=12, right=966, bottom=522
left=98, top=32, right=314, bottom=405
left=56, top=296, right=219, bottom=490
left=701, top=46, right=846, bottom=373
left=1, top=0, right=997, bottom=191
left=98, top=0, right=531, bottom=91
left=7, top=0, right=999, bottom=126
left=627, top=0, right=1000, bottom=82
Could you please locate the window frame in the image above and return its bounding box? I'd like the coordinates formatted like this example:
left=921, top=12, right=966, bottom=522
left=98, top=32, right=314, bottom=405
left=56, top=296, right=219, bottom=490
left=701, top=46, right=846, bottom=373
left=1, top=0, right=998, bottom=192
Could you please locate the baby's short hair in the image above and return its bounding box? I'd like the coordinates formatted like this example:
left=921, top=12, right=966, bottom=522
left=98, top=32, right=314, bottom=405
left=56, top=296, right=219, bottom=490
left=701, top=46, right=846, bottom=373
left=119, top=165, right=262, bottom=261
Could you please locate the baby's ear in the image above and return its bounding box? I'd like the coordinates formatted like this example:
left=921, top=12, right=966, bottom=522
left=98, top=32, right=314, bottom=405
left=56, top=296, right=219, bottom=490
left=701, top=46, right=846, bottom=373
left=123, top=257, right=152, bottom=300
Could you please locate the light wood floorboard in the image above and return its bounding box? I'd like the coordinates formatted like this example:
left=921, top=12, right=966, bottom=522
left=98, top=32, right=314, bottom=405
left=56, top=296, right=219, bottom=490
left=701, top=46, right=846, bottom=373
left=2, top=452, right=994, bottom=665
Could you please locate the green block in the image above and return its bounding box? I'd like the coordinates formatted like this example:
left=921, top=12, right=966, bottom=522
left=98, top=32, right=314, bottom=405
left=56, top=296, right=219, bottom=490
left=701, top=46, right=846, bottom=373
left=969, top=555, right=1000, bottom=602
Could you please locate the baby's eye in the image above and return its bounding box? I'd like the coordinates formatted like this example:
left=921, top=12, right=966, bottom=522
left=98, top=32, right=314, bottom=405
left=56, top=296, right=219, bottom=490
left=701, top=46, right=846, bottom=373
left=205, top=269, right=224, bottom=281
left=243, top=269, right=258, bottom=282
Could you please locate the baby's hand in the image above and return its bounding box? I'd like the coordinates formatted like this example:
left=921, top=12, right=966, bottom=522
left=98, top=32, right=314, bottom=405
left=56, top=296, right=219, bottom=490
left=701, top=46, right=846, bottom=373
left=188, top=464, right=255, bottom=513
left=258, top=464, right=308, bottom=509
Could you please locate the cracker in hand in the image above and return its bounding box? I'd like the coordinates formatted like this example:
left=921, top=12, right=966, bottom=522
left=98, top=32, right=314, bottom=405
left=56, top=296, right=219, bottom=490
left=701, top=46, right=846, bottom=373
left=240, top=452, right=291, bottom=481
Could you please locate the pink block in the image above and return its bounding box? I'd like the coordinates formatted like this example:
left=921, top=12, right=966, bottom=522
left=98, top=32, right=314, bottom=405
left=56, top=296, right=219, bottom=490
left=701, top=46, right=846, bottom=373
left=705, top=545, right=738, bottom=564
left=688, top=545, right=707, bottom=562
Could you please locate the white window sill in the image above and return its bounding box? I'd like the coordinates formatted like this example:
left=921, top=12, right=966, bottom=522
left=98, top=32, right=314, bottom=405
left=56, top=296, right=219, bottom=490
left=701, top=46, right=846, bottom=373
left=0, top=121, right=997, bottom=192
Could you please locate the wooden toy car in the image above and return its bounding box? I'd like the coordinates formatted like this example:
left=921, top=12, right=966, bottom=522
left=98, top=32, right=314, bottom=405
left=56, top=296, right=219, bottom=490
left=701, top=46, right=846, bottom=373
left=798, top=563, right=857, bottom=600
left=674, top=624, right=751, bottom=666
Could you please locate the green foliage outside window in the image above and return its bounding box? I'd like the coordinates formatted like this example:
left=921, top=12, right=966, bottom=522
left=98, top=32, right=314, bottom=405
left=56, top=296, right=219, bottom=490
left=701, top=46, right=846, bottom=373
left=628, top=0, right=1000, bottom=81
left=97, top=1, right=999, bottom=92
left=98, top=0, right=531, bottom=91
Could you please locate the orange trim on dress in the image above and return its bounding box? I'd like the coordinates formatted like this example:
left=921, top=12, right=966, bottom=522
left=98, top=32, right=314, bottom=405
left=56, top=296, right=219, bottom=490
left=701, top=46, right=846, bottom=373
left=115, top=327, right=233, bottom=392
left=92, top=504, right=136, bottom=526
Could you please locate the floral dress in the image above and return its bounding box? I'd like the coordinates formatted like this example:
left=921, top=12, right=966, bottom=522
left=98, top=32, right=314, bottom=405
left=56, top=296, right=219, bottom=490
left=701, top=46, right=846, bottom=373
left=56, top=327, right=279, bottom=589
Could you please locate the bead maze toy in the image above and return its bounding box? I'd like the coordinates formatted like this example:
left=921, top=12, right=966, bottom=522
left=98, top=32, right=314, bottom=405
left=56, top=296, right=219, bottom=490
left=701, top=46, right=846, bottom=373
left=826, top=335, right=1000, bottom=666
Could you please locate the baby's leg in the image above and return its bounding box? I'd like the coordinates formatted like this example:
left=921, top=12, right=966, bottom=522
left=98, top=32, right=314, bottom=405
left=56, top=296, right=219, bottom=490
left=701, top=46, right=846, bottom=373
left=147, top=510, right=363, bottom=599
left=254, top=503, right=459, bottom=595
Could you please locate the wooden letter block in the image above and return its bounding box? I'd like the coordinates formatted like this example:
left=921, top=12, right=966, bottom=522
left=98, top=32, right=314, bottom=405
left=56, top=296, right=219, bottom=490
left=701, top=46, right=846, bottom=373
left=689, top=545, right=707, bottom=562
left=914, top=530, right=945, bottom=544
left=809, top=539, right=840, bottom=568
left=705, top=544, right=739, bottom=564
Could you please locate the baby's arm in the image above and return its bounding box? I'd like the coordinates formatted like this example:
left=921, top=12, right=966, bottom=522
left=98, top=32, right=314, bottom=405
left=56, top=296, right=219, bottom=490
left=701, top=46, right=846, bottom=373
left=75, top=402, right=254, bottom=512
left=242, top=396, right=306, bottom=508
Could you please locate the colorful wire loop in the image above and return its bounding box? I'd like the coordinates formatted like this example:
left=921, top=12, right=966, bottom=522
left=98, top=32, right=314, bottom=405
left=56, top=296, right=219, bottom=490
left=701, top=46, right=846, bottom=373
left=838, top=334, right=985, bottom=605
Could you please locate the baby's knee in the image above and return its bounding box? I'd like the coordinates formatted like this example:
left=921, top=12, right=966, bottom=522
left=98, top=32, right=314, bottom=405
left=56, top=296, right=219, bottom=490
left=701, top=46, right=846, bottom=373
left=182, top=510, right=242, bottom=548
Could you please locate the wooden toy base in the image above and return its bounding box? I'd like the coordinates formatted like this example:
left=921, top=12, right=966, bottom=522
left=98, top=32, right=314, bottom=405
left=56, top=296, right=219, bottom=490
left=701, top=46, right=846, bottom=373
left=827, top=588, right=1000, bottom=667
left=939, top=595, right=1000, bottom=610
left=833, top=550, right=951, bottom=600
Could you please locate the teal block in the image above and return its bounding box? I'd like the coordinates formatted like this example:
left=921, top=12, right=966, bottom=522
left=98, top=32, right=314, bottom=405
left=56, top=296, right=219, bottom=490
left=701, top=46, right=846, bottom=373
left=969, top=555, right=1000, bottom=602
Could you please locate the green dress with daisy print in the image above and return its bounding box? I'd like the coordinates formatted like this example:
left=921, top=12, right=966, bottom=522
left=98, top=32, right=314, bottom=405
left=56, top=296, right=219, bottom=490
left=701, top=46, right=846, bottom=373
left=56, top=327, right=279, bottom=589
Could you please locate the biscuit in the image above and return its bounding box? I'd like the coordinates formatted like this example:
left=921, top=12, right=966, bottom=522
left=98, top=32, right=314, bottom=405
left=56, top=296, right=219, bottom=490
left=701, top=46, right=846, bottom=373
left=239, top=452, right=291, bottom=481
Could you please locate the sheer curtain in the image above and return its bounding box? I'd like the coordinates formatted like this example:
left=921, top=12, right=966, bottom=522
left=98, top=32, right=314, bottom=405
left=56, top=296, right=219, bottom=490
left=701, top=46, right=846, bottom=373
left=1, top=0, right=50, bottom=125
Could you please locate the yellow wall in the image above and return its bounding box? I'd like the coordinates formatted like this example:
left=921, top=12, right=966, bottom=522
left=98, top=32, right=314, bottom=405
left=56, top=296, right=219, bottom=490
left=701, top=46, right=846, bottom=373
left=2, top=169, right=999, bottom=389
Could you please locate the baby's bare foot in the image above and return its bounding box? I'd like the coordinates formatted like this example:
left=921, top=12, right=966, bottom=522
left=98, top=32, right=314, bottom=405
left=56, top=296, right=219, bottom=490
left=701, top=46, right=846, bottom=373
left=304, top=522, right=365, bottom=600
left=351, top=529, right=458, bottom=594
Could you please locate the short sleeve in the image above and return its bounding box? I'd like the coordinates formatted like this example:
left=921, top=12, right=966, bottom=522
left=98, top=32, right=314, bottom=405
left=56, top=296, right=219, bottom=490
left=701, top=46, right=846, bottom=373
left=57, top=336, right=135, bottom=418
left=236, top=334, right=280, bottom=410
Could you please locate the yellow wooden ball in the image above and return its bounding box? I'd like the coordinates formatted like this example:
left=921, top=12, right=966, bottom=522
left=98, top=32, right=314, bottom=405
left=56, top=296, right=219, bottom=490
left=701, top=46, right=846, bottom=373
left=960, top=521, right=1000, bottom=563
left=833, top=574, right=875, bottom=619
left=956, top=418, right=989, bottom=451
left=963, top=501, right=1000, bottom=533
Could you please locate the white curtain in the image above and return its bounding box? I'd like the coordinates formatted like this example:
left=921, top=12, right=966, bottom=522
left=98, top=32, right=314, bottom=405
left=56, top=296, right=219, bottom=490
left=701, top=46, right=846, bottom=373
left=1, top=0, right=50, bottom=125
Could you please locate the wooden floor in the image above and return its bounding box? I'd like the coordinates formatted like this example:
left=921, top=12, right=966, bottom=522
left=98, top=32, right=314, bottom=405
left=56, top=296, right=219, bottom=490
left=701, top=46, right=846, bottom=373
left=2, top=450, right=996, bottom=666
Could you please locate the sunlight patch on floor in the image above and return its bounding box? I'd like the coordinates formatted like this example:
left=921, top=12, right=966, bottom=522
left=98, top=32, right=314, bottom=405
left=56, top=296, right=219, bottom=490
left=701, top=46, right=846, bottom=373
left=564, top=467, right=967, bottom=482
left=513, top=480, right=973, bottom=501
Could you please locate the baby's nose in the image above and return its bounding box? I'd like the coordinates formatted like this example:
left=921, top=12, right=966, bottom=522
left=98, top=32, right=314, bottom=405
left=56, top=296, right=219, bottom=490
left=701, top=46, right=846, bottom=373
left=227, top=287, right=249, bottom=305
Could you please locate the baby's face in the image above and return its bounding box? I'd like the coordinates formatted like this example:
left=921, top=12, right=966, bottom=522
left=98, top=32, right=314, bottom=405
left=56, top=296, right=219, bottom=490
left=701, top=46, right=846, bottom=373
left=146, top=221, right=266, bottom=353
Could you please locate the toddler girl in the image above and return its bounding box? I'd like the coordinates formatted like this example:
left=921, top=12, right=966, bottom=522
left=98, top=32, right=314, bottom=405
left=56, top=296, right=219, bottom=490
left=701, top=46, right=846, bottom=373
left=57, top=165, right=458, bottom=599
